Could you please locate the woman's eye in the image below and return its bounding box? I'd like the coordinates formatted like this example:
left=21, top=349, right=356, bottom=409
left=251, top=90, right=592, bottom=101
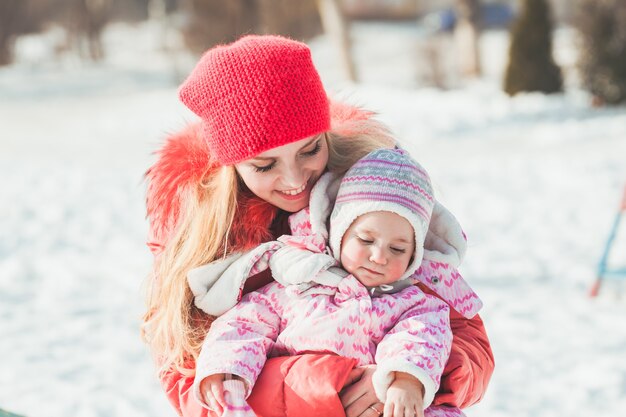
left=254, top=162, right=275, bottom=173
left=301, top=141, right=321, bottom=157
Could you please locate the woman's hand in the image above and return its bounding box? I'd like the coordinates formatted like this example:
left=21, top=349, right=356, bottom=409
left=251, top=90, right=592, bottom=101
left=200, top=373, right=226, bottom=414
left=340, top=365, right=385, bottom=417
left=384, top=372, right=425, bottom=417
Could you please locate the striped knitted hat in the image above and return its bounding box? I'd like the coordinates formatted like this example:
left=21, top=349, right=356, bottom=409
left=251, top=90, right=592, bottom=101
left=178, top=35, right=330, bottom=165
left=329, top=148, right=435, bottom=280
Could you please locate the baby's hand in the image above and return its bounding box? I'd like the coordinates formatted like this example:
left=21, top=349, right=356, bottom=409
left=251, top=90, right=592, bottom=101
left=384, top=372, right=425, bottom=417
left=200, top=373, right=226, bottom=414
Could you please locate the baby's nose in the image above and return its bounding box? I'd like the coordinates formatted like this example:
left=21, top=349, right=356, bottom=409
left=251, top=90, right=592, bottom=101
left=369, top=247, right=387, bottom=265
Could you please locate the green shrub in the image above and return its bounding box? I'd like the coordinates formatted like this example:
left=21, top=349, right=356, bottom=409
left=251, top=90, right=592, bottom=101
left=576, top=0, right=626, bottom=105
left=503, top=0, right=563, bottom=96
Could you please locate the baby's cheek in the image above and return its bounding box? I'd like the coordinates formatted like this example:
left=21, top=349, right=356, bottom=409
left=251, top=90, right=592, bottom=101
left=387, top=259, right=409, bottom=281
left=340, top=244, right=367, bottom=274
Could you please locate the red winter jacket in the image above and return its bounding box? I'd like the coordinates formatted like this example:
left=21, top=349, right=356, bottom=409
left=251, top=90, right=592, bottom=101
left=145, top=111, right=494, bottom=417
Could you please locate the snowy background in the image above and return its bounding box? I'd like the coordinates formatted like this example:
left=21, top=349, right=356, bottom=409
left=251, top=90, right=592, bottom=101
left=1, top=20, right=625, bottom=417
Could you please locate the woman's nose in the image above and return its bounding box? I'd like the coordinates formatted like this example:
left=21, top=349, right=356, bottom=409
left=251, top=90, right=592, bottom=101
left=281, top=163, right=305, bottom=188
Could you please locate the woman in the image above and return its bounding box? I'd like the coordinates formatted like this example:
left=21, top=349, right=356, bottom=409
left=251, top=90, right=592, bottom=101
left=142, top=35, right=494, bottom=417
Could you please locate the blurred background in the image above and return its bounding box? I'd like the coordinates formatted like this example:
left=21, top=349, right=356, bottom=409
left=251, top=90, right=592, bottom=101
left=1, top=1, right=625, bottom=417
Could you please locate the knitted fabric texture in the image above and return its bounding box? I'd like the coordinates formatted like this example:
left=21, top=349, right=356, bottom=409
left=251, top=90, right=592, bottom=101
left=329, top=148, right=435, bottom=280
left=178, top=35, right=330, bottom=165
left=222, top=379, right=255, bottom=417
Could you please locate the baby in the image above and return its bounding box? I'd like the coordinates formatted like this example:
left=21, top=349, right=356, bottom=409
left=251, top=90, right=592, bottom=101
left=189, top=148, right=474, bottom=417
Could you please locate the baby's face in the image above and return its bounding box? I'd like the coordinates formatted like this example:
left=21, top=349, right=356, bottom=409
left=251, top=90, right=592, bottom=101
left=340, top=211, right=415, bottom=287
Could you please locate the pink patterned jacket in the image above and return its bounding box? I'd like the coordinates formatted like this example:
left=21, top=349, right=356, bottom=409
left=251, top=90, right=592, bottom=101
left=194, top=265, right=452, bottom=411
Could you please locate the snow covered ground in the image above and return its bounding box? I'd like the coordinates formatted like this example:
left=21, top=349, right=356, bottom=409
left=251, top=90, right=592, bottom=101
left=1, top=20, right=625, bottom=417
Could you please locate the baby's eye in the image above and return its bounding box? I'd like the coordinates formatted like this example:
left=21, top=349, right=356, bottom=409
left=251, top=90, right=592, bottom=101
left=357, top=237, right=373, bottom=244
left=391, top=247, right=406, bottom=254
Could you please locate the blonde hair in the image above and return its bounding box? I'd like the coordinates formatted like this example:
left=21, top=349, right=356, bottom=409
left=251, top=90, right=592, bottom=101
left=141, top=165, right=238, bottom=377
left=326, top=130, right=395, bottom=175
left=142, top=125, right=396, bottom=377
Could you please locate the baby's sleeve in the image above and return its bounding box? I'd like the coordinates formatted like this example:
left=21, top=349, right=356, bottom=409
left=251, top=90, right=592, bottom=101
left=373, top=291, right=452, bottom=409
left=192, top=283, right=284, bottom=409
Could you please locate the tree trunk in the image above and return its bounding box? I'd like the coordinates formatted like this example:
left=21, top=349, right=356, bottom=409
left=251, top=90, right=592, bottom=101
left=316, top=0, right=357, bottom=82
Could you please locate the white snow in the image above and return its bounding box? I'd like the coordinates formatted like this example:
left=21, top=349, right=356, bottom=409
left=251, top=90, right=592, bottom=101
left=1, top=20, right=625, bottom=417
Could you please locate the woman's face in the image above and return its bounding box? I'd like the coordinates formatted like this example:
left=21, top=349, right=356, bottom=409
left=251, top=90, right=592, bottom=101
left=235, top=134, right=329, bottom=212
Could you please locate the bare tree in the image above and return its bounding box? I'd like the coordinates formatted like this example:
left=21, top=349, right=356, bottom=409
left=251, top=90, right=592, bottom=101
left=180, top=0, right=323, bottom=56
left=180, top=0, right=259, bottom=54
left=65, top=0, right=113, bottom=61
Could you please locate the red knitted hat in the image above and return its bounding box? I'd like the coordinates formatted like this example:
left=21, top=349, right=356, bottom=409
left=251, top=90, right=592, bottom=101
left=179, top=35, right=330, bottom=165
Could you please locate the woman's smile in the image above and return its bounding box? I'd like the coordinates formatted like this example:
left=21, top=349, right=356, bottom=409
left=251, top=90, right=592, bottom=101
left=278, top=182, right=308, bottom=197
left=276, top=182, right=310, bottom=202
